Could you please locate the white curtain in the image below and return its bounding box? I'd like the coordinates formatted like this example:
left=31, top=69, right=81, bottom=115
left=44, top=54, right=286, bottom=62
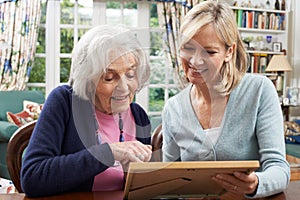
left=156, top=0, right=205, bottom=88
left=0, top=0, right=42, bottom=91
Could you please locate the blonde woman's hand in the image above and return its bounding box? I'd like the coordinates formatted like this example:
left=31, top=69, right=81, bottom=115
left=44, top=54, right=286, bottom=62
left=212, top=171, right=258, bottom=195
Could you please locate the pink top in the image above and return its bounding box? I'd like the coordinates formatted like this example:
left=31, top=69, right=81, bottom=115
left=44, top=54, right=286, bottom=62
left=92, top=108, right=136, bottom=191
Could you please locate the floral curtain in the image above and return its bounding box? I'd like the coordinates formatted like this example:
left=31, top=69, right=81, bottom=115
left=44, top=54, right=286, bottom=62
left=156, top=0, right=205, bottom=88
left=0, top=0, right=42, bottom=91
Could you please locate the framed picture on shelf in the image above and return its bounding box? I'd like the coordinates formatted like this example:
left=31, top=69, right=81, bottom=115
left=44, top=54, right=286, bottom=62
left=273, top=42, right=282, bottom=52
left=286, top=87, right=300, bottom=106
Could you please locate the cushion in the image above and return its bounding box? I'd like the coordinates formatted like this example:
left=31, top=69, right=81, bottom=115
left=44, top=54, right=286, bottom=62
left=285, top=121, right=300, bottom=134
left=6, top=100, right=43, bottom=127
left=7, top=111, right=33, bottom=127
left=0, top=121, right=18, bottom=142
left=0, top=177, right=16, bottom=194
left=0, top=90, right=45, bottom=121
left=23, top=100, right=43, bottom=119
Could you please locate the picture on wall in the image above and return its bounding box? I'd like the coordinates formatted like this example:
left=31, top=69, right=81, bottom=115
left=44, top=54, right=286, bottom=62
left=286, top=87, right=299, bottom=106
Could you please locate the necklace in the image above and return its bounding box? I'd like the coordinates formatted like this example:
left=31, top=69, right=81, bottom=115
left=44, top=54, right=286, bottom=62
left=118, top=113, right=124, bottom=142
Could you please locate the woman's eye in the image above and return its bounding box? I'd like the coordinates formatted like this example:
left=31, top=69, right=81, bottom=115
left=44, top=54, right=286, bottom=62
left=104, top=77, right=113, bottom=82
left=103, top=74, right=114, bottom=82
left=206, top=50, right=217, bottom=55
left=182, top=46, right=196, bottom=52
left=126, top=70, right=136, bottom=79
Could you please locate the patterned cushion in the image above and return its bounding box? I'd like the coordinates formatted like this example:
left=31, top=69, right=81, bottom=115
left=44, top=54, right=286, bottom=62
left=6, top=100, right=43, bottom=127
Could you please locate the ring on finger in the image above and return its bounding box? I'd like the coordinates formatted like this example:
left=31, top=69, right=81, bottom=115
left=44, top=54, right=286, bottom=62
left=137, top=154, right=144, bottom=160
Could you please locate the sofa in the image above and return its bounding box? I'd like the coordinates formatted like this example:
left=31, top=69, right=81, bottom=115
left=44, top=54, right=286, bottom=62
left=0, top=90, right=45, bottom=179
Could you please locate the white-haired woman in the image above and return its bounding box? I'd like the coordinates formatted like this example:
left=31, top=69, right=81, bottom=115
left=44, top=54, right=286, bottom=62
left=162, top=1, right=290, bottom=198
left=21, top=25, right=152, bottom=197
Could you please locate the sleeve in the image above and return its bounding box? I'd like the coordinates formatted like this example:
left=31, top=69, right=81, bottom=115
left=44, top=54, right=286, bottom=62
left=247, top=77, right=290, bottom=198
left=21, top=86, right=115, bottom=197
left=162, top=99, right=181, bottom=162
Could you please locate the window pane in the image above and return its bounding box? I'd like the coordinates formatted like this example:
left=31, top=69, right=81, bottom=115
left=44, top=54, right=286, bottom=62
left=168, top=66, right=178, bottom=84
left=40, top=0, right=48, bottom=24
left=123, top=2, right=137, bottom=27
left=29, top=57, right=46, bottom=83
left=107, top=1, right=121, bottom=9
left=168, top=65, right=184, bottom=85
left=150, top=31, right=164, bottom=56
left=150, top=3, right=158, bottom=27
left=60, top=58, right=71, bottom=83
left=106, top=1, right=122, bottom=25
left=150, top=59, right=165, bottom=84
left=60, top=29, right=74, bottom=53
left=36, top=27, right=46, bottom=53
left=149, top=88, right=164, bottom=112
left=78, top=0, right=93, bottom=26
left=61, top=1, right=75, bottom=24
left=106, top=1, right=138, bottom=27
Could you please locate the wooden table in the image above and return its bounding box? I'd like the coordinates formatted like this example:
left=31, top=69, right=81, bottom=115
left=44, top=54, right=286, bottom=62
left=281, top=104, right=299, bottom=121
left=0, top=181, right=299, bottom=200
left=281, top=104, right=291, bottom=121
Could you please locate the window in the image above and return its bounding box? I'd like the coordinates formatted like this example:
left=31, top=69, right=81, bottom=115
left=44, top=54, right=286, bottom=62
left=29, top=0, right=180, bottom=118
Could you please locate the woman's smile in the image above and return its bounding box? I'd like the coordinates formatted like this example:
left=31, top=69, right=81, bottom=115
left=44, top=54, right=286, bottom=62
left=111, top=94, right=130, bottom=102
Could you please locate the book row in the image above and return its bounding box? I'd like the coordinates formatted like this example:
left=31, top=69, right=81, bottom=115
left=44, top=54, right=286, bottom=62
left=234, top=10, right=286, bottom=30
left=248, top=53, right=273, bottom=74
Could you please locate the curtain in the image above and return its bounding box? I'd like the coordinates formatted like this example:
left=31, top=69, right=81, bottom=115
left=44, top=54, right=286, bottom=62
left=156, top=0, right=205, bottom=89
left=0, top=0, right=42, bottom=91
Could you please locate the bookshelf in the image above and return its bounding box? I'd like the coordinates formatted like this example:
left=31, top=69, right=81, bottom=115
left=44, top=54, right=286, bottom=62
left=230, top=0, right=290, bottom=96
left=231, top=2, right=289, bottom=76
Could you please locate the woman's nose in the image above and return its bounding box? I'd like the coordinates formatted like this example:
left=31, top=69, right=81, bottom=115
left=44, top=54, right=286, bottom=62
left=190, top=53, right=204, bottom=66
left=116, top=75, right=128, bottom=90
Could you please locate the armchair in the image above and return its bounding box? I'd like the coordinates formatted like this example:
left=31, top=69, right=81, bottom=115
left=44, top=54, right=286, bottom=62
left=0, top=91, right=44, bottom=179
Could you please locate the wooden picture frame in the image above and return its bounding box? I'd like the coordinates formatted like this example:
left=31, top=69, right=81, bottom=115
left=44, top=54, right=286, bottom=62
left=124, top=160, right=260, bottom=200
left=273, top=42, right=282, bottom=52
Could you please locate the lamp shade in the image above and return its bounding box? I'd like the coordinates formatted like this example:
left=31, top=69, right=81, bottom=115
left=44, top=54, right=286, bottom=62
left=265, top=55, right=292, bottom=72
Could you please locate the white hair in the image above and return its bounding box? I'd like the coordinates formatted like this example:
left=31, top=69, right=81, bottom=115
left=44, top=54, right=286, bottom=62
left=69, top=25, right=150, bottom=100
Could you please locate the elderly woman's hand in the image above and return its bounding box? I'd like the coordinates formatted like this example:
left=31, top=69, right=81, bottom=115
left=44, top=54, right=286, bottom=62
left=109, top=141, right=152, bottom=163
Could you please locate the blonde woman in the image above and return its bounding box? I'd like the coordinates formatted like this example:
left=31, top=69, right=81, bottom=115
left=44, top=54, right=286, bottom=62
left=162, top=1, right=290, bottom=198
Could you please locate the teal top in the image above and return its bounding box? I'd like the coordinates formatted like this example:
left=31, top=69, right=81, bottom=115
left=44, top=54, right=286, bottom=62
left=162, top=73, right=290, bottom=198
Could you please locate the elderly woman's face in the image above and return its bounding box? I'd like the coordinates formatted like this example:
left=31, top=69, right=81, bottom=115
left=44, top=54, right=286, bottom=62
left=94, top=52, right=138, bottom=114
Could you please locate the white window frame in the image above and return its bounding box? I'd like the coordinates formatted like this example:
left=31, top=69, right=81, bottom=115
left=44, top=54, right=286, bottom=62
left=30, top=0, right=178, bottom=117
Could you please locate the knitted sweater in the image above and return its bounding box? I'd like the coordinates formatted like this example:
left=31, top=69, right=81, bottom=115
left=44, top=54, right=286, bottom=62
left=21, top=85, right=151, bottom=197
left=162, top=73, right=290, bottom=198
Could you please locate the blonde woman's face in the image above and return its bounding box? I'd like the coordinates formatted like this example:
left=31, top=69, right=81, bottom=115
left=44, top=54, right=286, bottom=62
left=94, top=53, right=138, bottom=114
left=180, top=23, right=234, bottom=85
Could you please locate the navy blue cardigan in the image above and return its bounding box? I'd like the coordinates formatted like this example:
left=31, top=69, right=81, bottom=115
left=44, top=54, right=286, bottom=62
left=21, top=85, right=151, bottom=197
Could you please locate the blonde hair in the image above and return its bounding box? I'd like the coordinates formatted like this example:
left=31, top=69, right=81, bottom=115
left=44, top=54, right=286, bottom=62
left=180, top=1, right=248, bottom=94
left=69, top=25, right=150, bottom=100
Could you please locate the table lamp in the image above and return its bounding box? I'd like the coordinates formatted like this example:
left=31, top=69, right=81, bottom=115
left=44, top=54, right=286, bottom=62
left=265, top=55, right=292, bottom=95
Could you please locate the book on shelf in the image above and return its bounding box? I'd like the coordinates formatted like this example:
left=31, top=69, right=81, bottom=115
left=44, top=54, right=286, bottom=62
left=234, top=9, right=285, bottom=31
left=249, top=53, right=271, bottom=74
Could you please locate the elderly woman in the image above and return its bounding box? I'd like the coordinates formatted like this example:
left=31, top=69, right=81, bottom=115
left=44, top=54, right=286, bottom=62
left=21, top=25, right=152, bottom=197
left=162, top=1, right=290, bottom=198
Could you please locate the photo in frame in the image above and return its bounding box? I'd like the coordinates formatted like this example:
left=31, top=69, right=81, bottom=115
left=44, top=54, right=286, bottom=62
left=124, top=161, right=260, bottom=200
left=286, top=87, right=300, bottom=106
left=273, top=42, right=282, bottom=52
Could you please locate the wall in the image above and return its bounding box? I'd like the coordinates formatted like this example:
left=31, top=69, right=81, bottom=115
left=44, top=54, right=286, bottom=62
left=289, top=0, right=300, bottom=87
left=287, top=0, right=300, bottom=119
